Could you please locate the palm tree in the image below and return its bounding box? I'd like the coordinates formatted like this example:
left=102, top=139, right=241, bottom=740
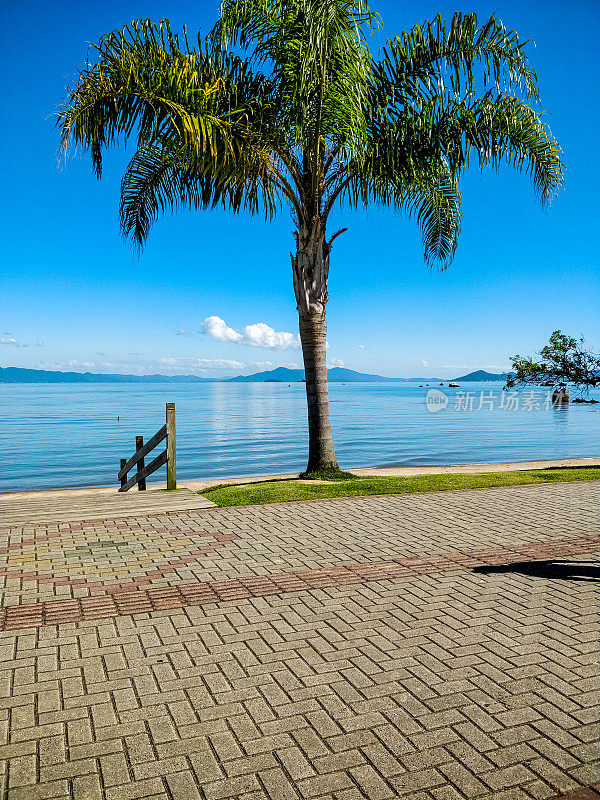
left=59, top=0, right=562, bottom=476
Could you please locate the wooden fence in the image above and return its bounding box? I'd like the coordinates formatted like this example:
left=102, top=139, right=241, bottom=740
left=118, top=403, right=177, bottom=492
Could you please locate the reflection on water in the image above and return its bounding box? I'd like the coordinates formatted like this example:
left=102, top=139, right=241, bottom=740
left=0, top=382, right=598, bottom=491
left=551, top=404, right=569, bottom=426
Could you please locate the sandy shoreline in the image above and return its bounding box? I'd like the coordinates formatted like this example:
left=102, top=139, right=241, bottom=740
left=2, top=456, right=598, bottom=500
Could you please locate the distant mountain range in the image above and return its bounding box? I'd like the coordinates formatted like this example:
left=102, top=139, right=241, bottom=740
left=455, top=370, right=509, bottom=382
left=0, top=367, right=211, bottom=383
left=1, top=366, right=509, bottom=384
left=230, top=367, right=420, bottom=382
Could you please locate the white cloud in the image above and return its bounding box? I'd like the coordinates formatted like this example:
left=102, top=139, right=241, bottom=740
left=247, top=360, right=275, bottom=370
left=202, top=316, right=243, bottom=343
left=357, top=345, right=366, bottom=351
left=425, top=364, right=508, bottom=375
left=158, top=357, right=246, bottom=372
left=38, top=360, right=97, bottom=370
left=37, top=356, right=248, bottom=376
left=202, top=316, right=301, bottom=350
left=429, top=364, right=469, bottom=370
left=242, top=322, right=300, bottom=350
left=1, top=336, right=28, bottom=347
left=328, top=358, right=345, bottom=367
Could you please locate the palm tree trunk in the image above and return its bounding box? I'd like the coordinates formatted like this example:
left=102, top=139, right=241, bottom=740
left=298, top=309, right=339, bottom=473
left=292, top=217, right=340, bottom=475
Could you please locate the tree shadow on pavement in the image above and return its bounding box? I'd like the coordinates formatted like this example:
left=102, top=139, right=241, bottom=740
left=473, top=560, right=600, bottom=582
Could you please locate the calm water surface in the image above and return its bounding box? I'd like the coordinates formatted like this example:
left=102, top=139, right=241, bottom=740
left=1, top=381, right=598, bottom=492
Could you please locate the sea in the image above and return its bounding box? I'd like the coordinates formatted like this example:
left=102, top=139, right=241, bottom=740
left=1, top=381, right=599, bottom=492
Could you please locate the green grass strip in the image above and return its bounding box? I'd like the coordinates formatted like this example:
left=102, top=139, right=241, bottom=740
left=201, top=467, right=600, bottom=508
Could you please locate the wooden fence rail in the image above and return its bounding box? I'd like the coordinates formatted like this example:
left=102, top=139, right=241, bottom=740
left=118, top=403, right=176, bottom=492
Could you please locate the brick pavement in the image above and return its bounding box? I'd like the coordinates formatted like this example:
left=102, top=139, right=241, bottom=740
left=1, top=481, right=599, bottom=799
left=2, top=482, right=597, bottom=607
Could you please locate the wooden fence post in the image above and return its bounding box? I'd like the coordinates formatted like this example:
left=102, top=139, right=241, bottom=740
left=166, top=403, right=176, bottom=490
left=120, top=459, right=127, bottom=490
left=136, top=436, right=146, bottom=491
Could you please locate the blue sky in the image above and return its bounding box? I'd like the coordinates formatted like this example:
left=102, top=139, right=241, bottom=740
left=1, top=0, right=598, bottom=379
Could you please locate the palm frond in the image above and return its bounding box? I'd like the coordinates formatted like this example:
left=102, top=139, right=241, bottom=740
left=326, top=156, right=461, bottom=268
left=58, top=18, right=276, bottom=178
left=381, top=92, right=563, bottom=205
left=374, top=11, right=540, bottom=110
left=408, top=172, right=462, bottom=267
left=449, top=93, right=562, bottom=203
left=326, top=69, right=562, bottom=240
left=212, top=0, right=377, bottom=153
left=120, top=138, right=287, bottom=248
left=318, top=8, right=561, bottom=268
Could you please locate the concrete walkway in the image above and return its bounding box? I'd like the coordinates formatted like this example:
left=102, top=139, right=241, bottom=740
left=0, top=487, right=216, bottom=527
left=1, top=481, right=599, bottom=799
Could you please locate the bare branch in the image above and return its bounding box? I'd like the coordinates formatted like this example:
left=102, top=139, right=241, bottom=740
left=327, top=227, right=348, bottom=247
